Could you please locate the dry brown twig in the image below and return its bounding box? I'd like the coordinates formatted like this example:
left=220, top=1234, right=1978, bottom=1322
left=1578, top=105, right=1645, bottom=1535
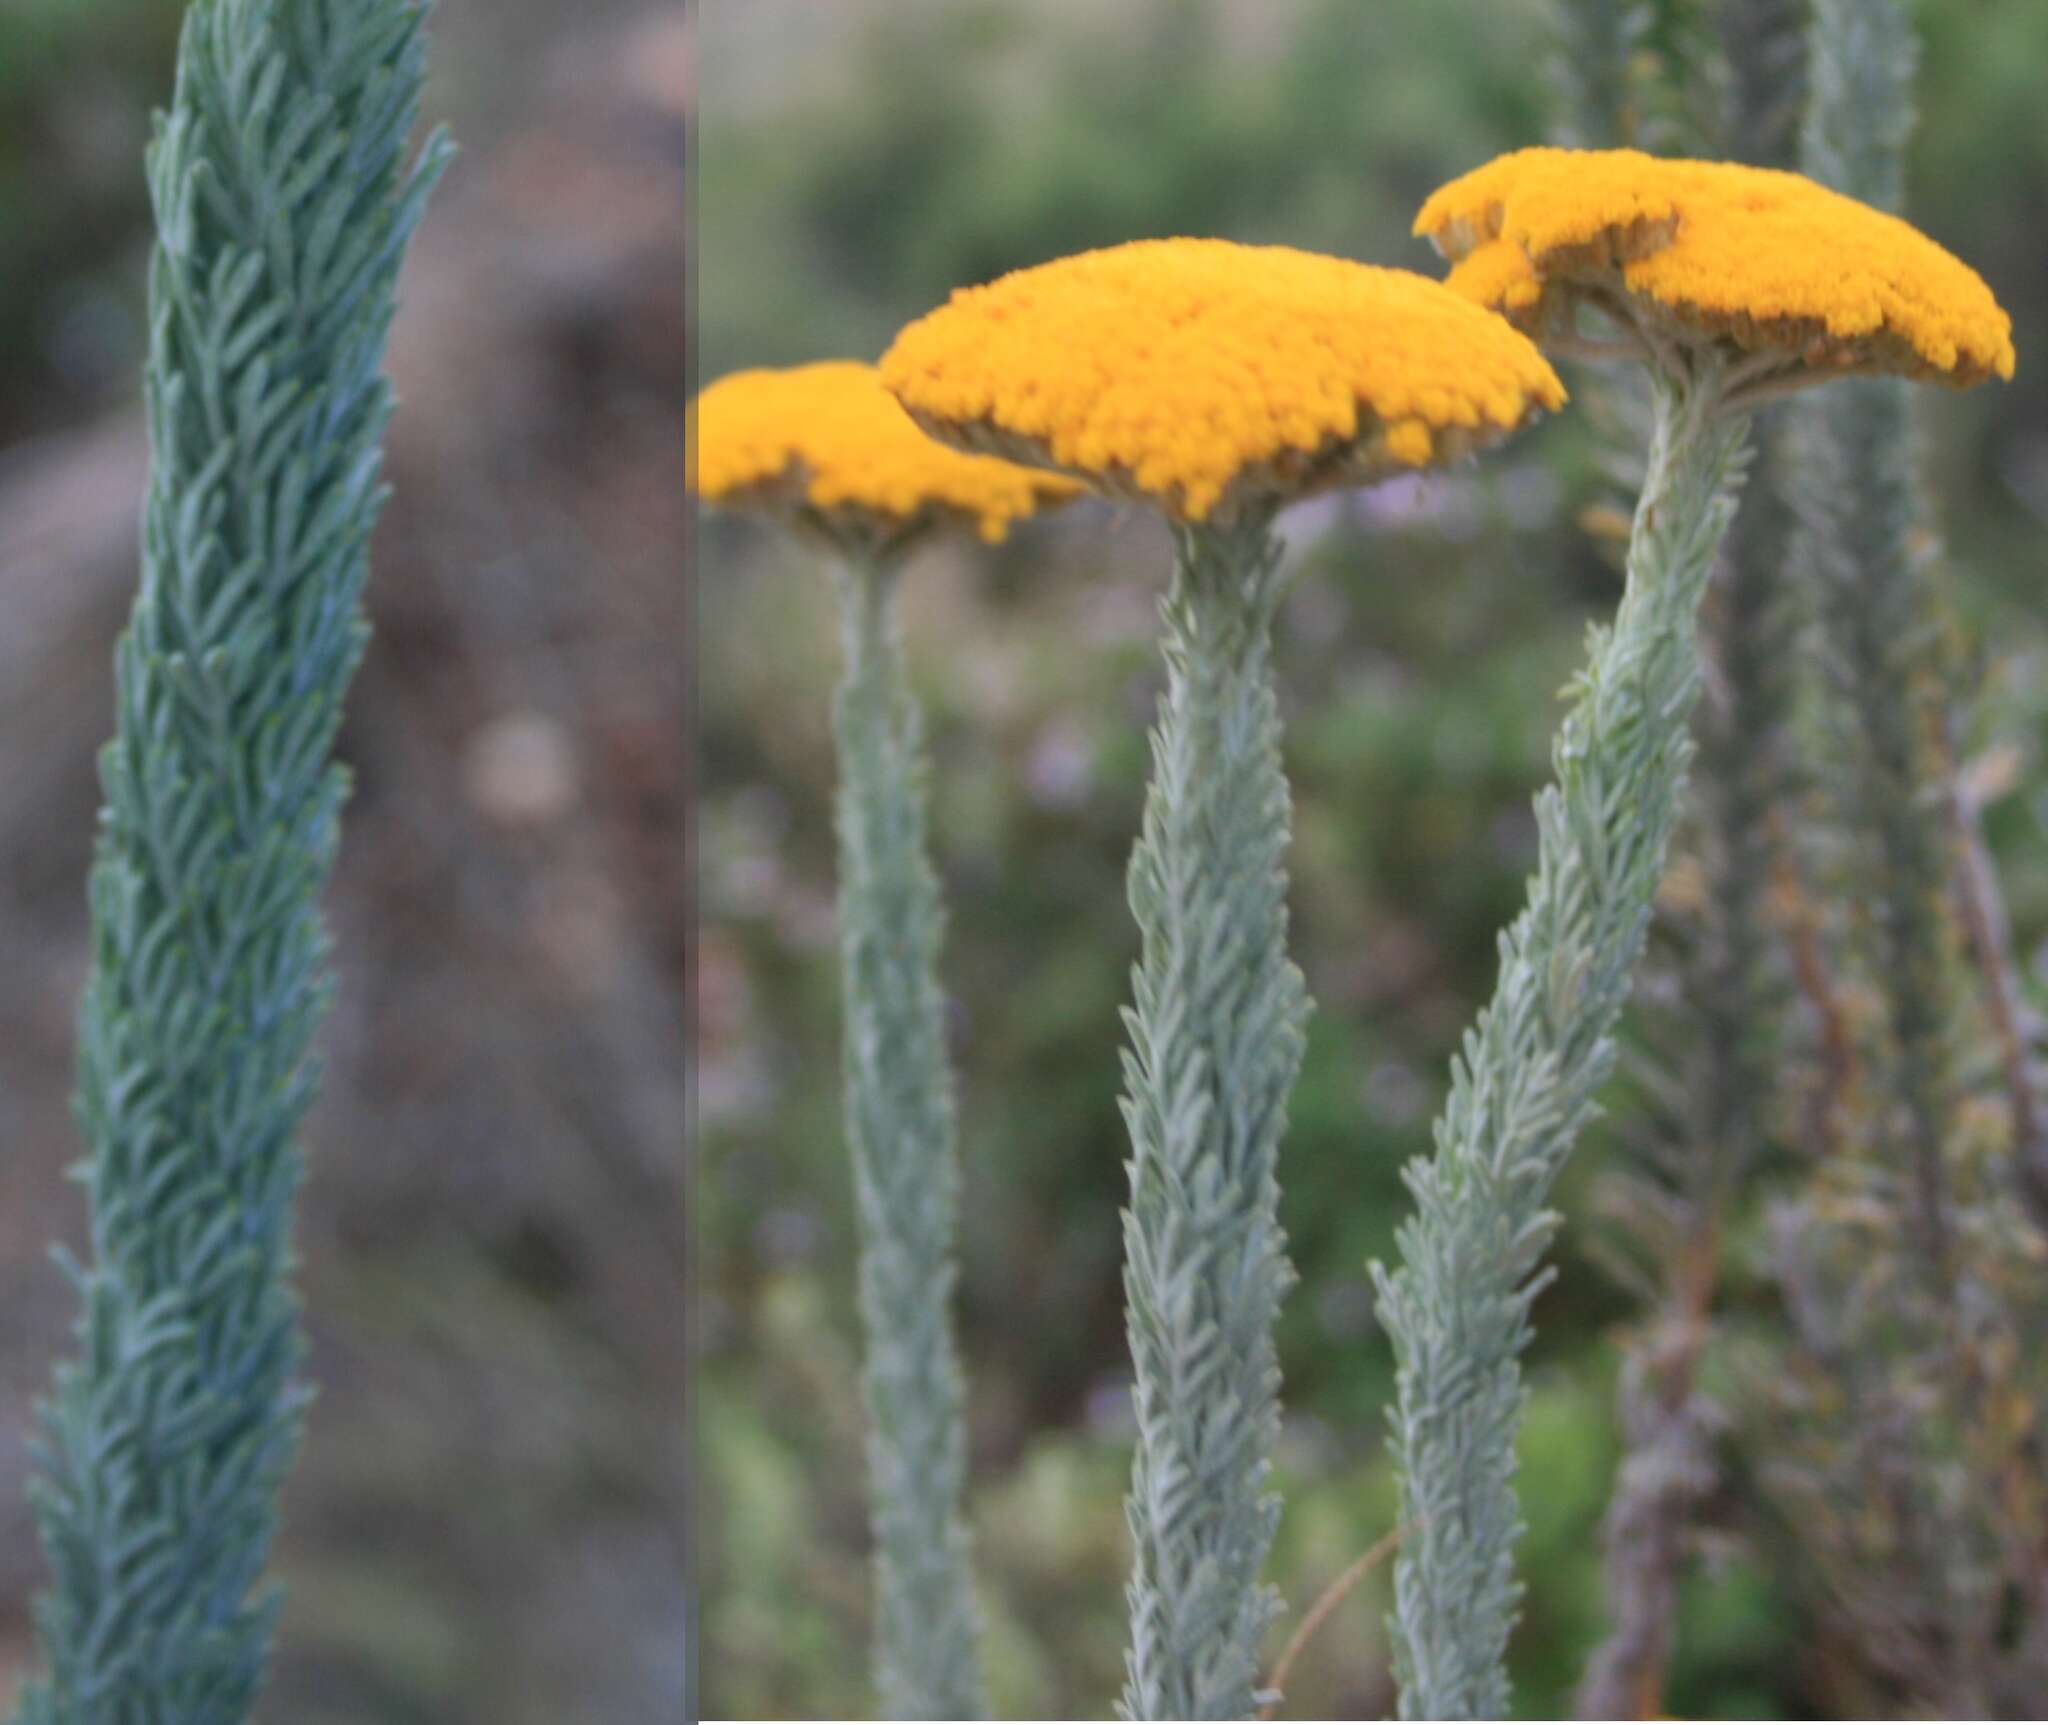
left=1767, top=809, right=1858, bottom=1160
left=1937, top=731, right=2048, bottom=1222
left=1255, top=1523, right=1406, bottom=1720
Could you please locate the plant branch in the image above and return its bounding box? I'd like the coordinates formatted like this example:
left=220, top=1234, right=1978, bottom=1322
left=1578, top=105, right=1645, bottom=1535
left=1939, top=731, right=2048, bottom=1225
left=832, top=552, right=987, bottom=1721
left=1376, top=362, right=1748, bottom=1720
left=18, top=5, right=447, bottom=1720
left=1257, top=1525, right=1406, bottom=1720
left=1118, top=514, right=1309, bottom=1722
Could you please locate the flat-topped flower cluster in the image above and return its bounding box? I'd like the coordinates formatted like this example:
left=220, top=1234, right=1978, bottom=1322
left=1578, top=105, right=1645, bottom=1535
left=691, top=133, right=2022, bottom=1725
left=1419, top=147, right=2015, bottom=385
left=692, top=360, right=1078, bottom=544
left=879, top=238, right=1565, bottom=522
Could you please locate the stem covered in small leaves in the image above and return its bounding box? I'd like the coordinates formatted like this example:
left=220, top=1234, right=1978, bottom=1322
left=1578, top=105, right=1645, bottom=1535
left=1118, top=517, right=1309, bottom=1722
left=832, top=555, right=988, bottom=1721
left=1792, top=0, right=1963, bottom=1294
left=20, top=3, right=447, bottom=1721
left=1376, top=366, right=1748, bottom=1720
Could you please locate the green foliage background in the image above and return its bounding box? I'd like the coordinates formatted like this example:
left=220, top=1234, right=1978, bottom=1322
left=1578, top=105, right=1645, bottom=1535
left=697, top=1, right=2048, bottom=1717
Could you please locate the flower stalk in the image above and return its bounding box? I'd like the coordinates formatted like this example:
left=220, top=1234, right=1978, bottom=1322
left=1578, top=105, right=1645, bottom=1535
left=1743, top=4, right=2048, bottom=1712
left=1792, top=0, right=1964, bottom=1291
left=1571, top=9, right=1808, bottom=1713
left=879, top=236, right=1556, bottom=1722
left=1118, top=515, right=1309, bottom=1723
left=17, top=3, right=447, bottom=1720
left=832, top=552, right=987, bottom=1722
left=1375, top=361, right=1748, bottom=1721
left=693, top=358, right=1074, bottom=1720
left=1572, top=398, right=1799, bottom=1721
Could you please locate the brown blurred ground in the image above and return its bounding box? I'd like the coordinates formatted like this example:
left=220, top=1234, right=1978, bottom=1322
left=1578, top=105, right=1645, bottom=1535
left=0, top=8, right=688, bottom=1722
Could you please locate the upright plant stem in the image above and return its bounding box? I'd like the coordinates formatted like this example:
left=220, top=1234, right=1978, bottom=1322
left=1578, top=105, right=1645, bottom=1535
left=831, top=554, right=986, bottom=1722
left=1794, top=0, right=1965, bottom=1293
left=1573, top=407, right=1796, bottom=1725
left=1376, top=366, right=1748, bottom=1720
left=1795, top=372, right=1958, bottom=1284
left=1118, top=517, right=1309, bottom=1722
left=1778, top=6, right=2001, bottom=1693
left=1574, top=8, right=1808, bottom=1712
left=19, top=6, right=445, bottom=1722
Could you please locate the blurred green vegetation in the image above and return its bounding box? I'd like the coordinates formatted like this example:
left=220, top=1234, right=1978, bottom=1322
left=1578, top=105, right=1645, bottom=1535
left=699, top=0, right=2048, bottom=1717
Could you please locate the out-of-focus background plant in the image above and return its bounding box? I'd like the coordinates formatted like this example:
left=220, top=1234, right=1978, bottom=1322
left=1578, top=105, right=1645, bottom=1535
left=698, top=1, right=2048, bottom=1717
left=0, top=3, right=686, bottom=1721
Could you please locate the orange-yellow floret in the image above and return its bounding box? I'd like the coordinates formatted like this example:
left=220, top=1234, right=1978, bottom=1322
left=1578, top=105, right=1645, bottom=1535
left=1416, top=148, right=2015, bottom=386
left=690, top=361, right=1079, bottom=544
left=1444, top=239, right=1545, bottom=315
left=879, top=239, right=1566, bottom=523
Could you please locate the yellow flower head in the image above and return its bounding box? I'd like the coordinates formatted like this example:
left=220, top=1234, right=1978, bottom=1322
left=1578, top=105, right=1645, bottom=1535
left=1416, top=148, right=2016, bottom=390
left=689, top=361, right=1080, bottom=548
left=879, top=238, right=1566, bottom=524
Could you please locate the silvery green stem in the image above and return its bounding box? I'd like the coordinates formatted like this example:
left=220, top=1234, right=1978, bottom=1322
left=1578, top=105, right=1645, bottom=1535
left=1539, top=0, right=1640, bottom=148
left=1375, top=366, right=1748, bottom=1721
left=1793, top=0, right=1964, bottom=1290
left=1574, top=424, right=1797, bottom=1725
left=1778, top=9, right=2006, bottom=1694
left=1803, top=0, right=1912, bottom=213
left=17, top=5, right=445, bottom=1722
left=1719, top=0, right=1808, bottom=167
left=1118, top=516, right=1309, bottom=1722
left=1571, top=10, right=1807, bottom=1714
left=1539, top=0, right=1723, bottom=156
left=1791, top=371, right=1961, bottom=1282
left=832, top=554, right=987, bottom=1722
